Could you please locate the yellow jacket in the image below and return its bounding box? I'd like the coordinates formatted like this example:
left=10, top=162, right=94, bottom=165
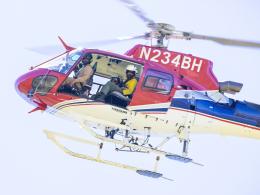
left=122, top=78, right=137, bottom=96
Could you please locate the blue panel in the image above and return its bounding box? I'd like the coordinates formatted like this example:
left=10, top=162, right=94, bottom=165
left=172, top=98, right=260, bottom=128
left=195, top=100, right=215, bottom=115
left=171, top=98, right=191, bottom=109
left=134, top=108, right=168, bottom=112
left=235, top=101, right=260, bottom=126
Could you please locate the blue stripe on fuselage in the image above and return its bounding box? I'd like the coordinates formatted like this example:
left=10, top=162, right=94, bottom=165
left=171, top=98, right=260, bottom=127
left=133, top=108, right=168, bottom=113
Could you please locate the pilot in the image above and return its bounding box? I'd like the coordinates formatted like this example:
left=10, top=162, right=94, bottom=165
left=63, top=53, right=95, bottom=97
left=94, top=65, right=138, bottom=101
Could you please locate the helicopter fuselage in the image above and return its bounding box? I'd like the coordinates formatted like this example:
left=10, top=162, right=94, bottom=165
left=15, top=46, right=260, bottom=140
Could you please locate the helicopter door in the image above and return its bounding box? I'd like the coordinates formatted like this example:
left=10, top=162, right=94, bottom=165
left=129, top=69, right=174, bottom=109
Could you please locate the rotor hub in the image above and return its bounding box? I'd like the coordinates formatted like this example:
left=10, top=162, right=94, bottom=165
left=147, top=23, right=175, bottom=47
left=148, top=23, right=175, bottom=35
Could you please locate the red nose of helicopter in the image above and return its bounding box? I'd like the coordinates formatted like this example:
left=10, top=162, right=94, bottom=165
left=15, top=47, right=85, bottom=113
left=15, top=71, right=36, bottom=101
left=15, top=68, right=59, bottom=113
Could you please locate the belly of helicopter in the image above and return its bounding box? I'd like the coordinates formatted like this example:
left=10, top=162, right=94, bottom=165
left=50, top=99, right=260, bottom=139
left=50, top=99, right=180, bottom=136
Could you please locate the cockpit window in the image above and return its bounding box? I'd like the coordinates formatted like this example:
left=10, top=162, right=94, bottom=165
left=30, top=75, right=58, bottom=96
left=39, top=49, right=83, bottom=74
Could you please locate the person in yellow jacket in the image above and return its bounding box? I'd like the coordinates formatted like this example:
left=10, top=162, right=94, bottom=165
left=95, top=65, right=138, bottom=101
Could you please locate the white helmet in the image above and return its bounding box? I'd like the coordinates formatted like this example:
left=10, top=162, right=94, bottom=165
left=126, top=65, right=137, bottom=73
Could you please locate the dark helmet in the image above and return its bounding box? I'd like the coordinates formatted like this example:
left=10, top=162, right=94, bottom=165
left=82, top=53, right=93, bottom=65
left=84, top=53, right=93, bottom=60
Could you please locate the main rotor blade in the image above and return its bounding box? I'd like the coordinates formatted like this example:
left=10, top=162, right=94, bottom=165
left=190, top=33, right=260, bottom=49
left=117, top=0, right=156, bottom=27
left=76, top=34, right=147, bottom=46
left=27, top=35, right=146, bottom=55
left=171, top=31, right=260, bottom=49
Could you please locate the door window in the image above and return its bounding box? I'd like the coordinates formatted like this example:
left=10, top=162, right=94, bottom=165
left=143, top=70, right=173, bottom=94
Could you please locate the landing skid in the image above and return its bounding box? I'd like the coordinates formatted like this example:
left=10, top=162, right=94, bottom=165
left=43, top=126, right=202, bottom=180
left=44, top=130, right=171, bottom=180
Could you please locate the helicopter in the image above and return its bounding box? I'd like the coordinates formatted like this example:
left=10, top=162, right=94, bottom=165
left=15, top=0, right=260, bottom=180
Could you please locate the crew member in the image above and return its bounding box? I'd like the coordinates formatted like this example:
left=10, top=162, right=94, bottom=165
left=95, top=65, right=138, bottom=101
left=63, top=53, right=94, bottom=97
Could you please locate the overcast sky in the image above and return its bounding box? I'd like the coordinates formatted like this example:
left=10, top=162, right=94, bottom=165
left=1, top=0, right=260, bottom=195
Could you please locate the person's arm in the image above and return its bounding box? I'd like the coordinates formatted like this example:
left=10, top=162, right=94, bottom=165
left=122, top=79, right=137, bottom=96
left=70, top=66, right=93, bottom=85
left=63, top=77, right=74, bottom=86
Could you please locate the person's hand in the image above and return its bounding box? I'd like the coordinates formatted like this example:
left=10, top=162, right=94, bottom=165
left=69, top=79, right=77, bottom=87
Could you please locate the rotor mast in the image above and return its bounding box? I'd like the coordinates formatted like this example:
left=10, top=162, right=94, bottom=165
left=147, top=23, right=175, bottom=48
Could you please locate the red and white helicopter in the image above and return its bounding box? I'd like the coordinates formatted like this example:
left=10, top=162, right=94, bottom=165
left=15, top=0, right=260, bottom=179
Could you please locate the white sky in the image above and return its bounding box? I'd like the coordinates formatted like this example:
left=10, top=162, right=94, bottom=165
left=1, top=0, right=260, bottom=195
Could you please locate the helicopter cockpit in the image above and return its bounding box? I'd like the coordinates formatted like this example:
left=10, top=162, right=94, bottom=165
left=57, top=51, right=143, bottom=106
left=25, top=49, right=145, bottom=108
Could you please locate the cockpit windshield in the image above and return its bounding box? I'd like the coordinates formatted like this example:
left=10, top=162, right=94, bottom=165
left=39, top=48, right=83, bottom=74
